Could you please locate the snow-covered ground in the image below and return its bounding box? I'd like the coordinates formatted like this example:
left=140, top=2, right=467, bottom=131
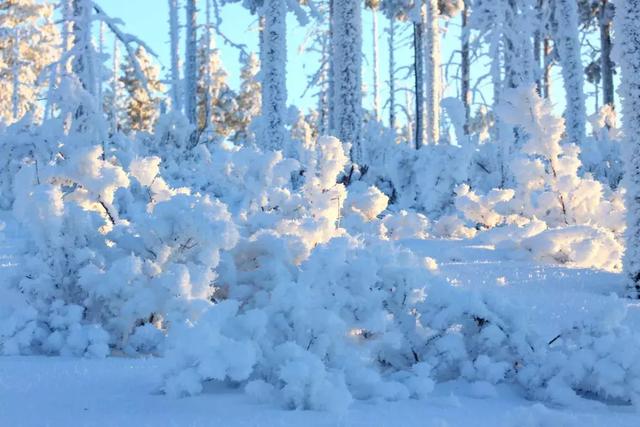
left=1, top=225, right=638, bottom=426
left=1, top=356, right=638, bottom=427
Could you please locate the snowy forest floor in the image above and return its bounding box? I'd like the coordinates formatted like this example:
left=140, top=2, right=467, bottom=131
left=1, top=213, right=639, bottom=426
left=1, top=355, right=638, bottom=427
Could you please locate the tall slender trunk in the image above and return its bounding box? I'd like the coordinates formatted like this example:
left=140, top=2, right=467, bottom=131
left=97, top=22, right=105, bottom=110
left=11, top=28, right=20, bottom=121
left=168, top=0, right=182, bottom=111
left=501, top=0, right=535, bottom=182
left=319, top=25, right=330, bottom=135
left=461, top=2, right=471, bottom=135
left=328, top=0, right=336, bottom=134
left=260, top=0, right=288, bottom=151
left=372, top=7, right=381, bottom=121
left=46, top=0, right=73, bottom=119
left=599, top=0, right=614, bottom=107
left=62, top=0, right=73, bottom=54
left=615, top=0, right=640, bottom=297
left=389, top=16, right=397, bottom=130
left=543, top=37, right=553, bottom=98
left=111, top=40, right=120, bottom=134
left=553, top=0, right=586, bottom=146
left=414, top=21, right=425, bottom=149
left=203, top=0, right=213, bottom=133
left=72, top=0, right=95, bottom=96
left=185, top=0, right=198, bottom=125
left=533, top=0, right=543, bottom=96
left=425, top=0, right=441, bottom=145
left=332, top=0, right=363, bottom=163
left=405, top=90, right=414, bottom=144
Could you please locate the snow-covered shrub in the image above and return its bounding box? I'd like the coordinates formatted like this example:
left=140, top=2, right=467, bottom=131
left=517, top=226, right=622, bottom=271
left=454, top=184, right=515, bottom=229
left=417, top=283, right=535, bottom=385
left=0, top=288, right=38, bottom=355
left=6, top=181, right=114, bottom=355
left=83, top=192, right=239, bottom=352
left=431, top=214, right=478, bottom=239
left=0, top=80, right=240, bottom=355
left=146, top=111, right=194, bottom=178
left=4, top=117, right=127, bottom=355
left=163, top=299, right=264, bottom=397
left=464, top=139, right=506, bottom=194
left=581, top=105, right=623, bottom=190
left=416, top=283, right=640, bottom=407
left=0, top=114, right=61, bottom=210
left=381, top=210, right=430, bottom=240
left=340, top=181, right=389, bottom=235
left=451, top=86, right=625, bottom=270
left=162, top=228, right=439, bottom=410
left=517, top=297, right=640, bottom=406
left=496, top=87, right=624, bottom=231
left=362, top=131, right=472, bottom=217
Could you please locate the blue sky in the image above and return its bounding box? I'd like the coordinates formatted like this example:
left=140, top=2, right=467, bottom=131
left=95, top=1, right=607, bottom=128
left=97, top=0, right=470, bottom=122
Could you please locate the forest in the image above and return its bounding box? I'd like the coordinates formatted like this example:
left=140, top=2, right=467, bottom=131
left=1, top=0, right=640, bottom=425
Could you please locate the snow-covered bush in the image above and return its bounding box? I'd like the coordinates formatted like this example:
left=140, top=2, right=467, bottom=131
left=382, top=210, right=430, bottom=240
left=451, top=87, right=625, bottom=270
left=517, top=297, right=640, bottom=406
left=5, top=131, right=126, bottom=355
left=417, top=283, right=535, bottom=385
left=455, top=184, right=515, bottom=229
left=84, top=192, right=239, bottom=353
left=362, top=130, right=472, bottom=217
left=0, top=80, right=240, bottom=356
left=0, top=113, right=60, bottom=210
left=162, top=234, right=438, bottom=410
left=496, top=87, right=617, bottom=228
left=581, top=105, right=623, bottom=190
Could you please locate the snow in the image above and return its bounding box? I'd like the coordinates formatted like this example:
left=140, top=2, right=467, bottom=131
left=1, top=231, right=640, bottom=425
left=3, top=1, right=640, bottom=424
left=2, top=104, right=638, bottom=417
left=0, top=357, right=634, bottom=427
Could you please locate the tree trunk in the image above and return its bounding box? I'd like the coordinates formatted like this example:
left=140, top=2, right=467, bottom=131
left=319, top=22, right=331, bottom=135
left=389, top=16, right=397, bottom=130
left=534, top=0, right=542, bottom=96
left=260, top=0, right=288, bottom=151
left=184, top=0, right=197, bottom=125
left=553, top=0, right=586, bottom=146
left=168, top=0, right=182, bottom=111
left=599, top=0, right=614, bottom=107
left=461, top=2, right=471, bottom=135
left=615, top=0, right=640, bottom=297
left=72, top=0, right=95, bottom=96
left=372, top=8, right=381, bottom=121
left=11, top=28, right=20, bottom=121
left=543, top=37, right=553, bottom=98
left=425, top=0, right=441, bottom=145
left=98, top=22, right=105, bottom=110
left=332, top=0, right=363, bottom=163
left=414, top=21, right=425, bottom=149
left=111, top=40, right=120, bottom=134
left=202, top=0, right=213, bottom=134
left=328, top=0, right=336, bottom=134
left=503, top=0, right=534, bottom=90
